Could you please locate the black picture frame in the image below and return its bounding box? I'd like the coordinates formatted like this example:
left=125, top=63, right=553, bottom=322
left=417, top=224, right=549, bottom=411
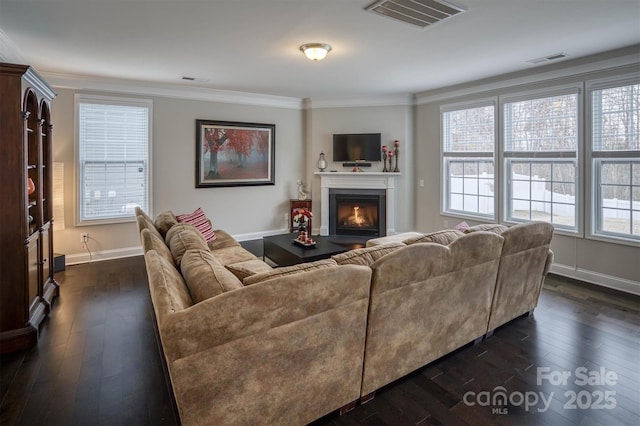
left=196, top=119, right=275, bottom=187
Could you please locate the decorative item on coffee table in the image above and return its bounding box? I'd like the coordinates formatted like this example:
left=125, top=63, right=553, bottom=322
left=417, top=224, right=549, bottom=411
left=294, top=228, right=316, bottom=247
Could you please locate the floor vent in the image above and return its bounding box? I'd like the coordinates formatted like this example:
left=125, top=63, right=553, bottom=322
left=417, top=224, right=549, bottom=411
left=365, top=0, right=465, bottom=28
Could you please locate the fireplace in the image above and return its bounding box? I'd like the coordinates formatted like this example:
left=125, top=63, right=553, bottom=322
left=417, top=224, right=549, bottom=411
left=318, top=172, right=397, bottom=237
left=329, top=189, right=386, bottom=237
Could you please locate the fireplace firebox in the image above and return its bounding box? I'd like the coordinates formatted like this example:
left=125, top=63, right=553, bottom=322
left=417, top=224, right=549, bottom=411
left=329, top=189, right=386, bottom=237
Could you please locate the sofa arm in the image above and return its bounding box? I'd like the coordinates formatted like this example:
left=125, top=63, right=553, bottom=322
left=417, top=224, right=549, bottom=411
left=543, top=249, right=554, bottom=276
left=159, top=264, right=372, bottom=362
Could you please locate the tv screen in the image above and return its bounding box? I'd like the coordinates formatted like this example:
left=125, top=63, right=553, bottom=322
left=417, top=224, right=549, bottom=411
left=332, top=133, right=382, bottom=162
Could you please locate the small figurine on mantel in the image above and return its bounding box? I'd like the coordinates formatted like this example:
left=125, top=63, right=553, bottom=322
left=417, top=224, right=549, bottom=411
left=296, top=179, right=308, bottom=200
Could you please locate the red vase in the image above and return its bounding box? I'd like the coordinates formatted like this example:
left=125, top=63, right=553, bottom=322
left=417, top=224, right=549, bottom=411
left=27, top=178, right=36, bottom=195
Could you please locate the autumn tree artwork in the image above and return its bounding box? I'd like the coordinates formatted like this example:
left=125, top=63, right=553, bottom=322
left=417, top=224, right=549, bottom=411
left=196, top=120, right=275, bottom=187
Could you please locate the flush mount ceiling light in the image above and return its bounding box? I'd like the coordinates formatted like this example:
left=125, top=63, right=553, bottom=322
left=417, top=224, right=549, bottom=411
left=299, top=43, right=332, bottom=61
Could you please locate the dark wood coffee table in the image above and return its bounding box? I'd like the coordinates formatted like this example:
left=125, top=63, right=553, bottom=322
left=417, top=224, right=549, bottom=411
left=262, top=233, right=348, bottom=267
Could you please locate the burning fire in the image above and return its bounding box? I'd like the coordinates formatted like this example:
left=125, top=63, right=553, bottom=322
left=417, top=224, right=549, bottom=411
left=349, top=206, right=366, bottom=225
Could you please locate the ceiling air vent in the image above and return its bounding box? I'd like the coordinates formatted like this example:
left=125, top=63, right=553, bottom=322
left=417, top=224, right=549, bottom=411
left=366, top=0, right=466, bottom=28
left=527, top=53, right=568, bottom=64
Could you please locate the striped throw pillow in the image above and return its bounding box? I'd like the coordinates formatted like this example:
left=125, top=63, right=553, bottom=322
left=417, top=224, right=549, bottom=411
left=176, top=208, right=217, bottom=242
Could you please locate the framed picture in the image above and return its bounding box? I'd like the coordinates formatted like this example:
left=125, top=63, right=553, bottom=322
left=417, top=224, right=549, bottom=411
left=196, top=120, right=275, bottom=187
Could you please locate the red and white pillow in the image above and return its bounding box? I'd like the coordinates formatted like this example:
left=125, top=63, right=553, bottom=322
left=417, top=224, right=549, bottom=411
left=176, top=208, right=217, bottom=242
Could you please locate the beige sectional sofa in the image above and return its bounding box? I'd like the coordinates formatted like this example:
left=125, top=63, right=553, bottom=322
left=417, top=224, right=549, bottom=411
left=135, top=208, right=373, bottom=425
left=135, top=207, right=553, bottom=425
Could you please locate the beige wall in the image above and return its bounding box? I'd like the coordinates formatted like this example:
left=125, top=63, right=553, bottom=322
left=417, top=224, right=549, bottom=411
left=414, top=52, right=640, bottom=292
left=49, top=47, right=638, bottom=294
left=304, top=104, right=415, bottom=234
left=52, top=88, right=305, bottom=261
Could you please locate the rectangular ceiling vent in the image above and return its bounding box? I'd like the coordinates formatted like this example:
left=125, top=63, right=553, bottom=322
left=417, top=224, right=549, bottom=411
left=527, top=53, right=568, bottom=64
left=366, top=0, right=466, bottom=28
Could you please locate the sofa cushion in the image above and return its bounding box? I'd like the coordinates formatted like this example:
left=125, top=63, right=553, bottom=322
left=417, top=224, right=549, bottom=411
left=176, top=207, right=217, bottom=242
left=166, top=223, right=209, bottom=266
left=207, top=229, right=242, bottom=251
left=366, top=232, right=423, bottom=247
left=225, top=259, right=273, bottom=280
left=332, top=242, right=405, bottom=266
left=464, top=223, right=509, bottom=234
left=141, top=228, right=176, bottom=267
left=144, top=250, right=193, bottom=320
left=136, top=214, right=163, bottom=241
left=243, top=259, right=338, bottom=286
left=403, top=229, right=464, bottom=245
left=181, top=249, right=243, bottom=303
left=154, top=211, right=178, bottom=238
left=211, top=245, right=258, bottom=266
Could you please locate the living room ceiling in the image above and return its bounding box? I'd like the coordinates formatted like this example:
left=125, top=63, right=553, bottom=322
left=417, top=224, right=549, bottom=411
left=0, top=0, right=639, bottom=102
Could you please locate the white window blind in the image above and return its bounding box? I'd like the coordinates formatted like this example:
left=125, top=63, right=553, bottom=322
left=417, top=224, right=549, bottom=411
left=591, top=82, right=639, bottom=241
left=442, top=104, right=495, bottom=219
left=503, top=92, right=578, bottom=230
left=77, top=96, right=151, bottom=223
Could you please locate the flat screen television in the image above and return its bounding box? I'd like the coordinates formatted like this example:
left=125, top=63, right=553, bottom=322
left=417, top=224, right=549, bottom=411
left=332, top=133, right=382, bottom=162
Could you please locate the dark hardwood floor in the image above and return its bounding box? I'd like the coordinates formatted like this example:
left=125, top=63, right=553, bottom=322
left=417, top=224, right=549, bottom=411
left=1, top=248, right=638, bottom=426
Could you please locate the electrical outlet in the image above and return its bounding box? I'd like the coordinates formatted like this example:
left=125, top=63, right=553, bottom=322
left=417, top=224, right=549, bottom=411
left=284, top=212, right=289, bottom=222
left=80, top=233, right=88, bottom=243
left=443, top=220, right=449, bottom=228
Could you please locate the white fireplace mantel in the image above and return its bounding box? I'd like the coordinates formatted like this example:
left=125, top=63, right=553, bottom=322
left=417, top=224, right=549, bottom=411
left=315, top=172, right=400, bottom=236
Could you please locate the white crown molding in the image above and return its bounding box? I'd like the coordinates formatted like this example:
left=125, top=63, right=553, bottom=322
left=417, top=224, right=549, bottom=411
left=307, top=94, right=415, bottom=109
left=0, top=27, right=25, bottom=63
left=416, top=47, right=640, bottom=105
left=42, top=72, right=306, bottom=110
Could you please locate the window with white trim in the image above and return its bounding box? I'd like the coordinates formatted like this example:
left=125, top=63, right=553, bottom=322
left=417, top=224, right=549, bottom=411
left=442, top=103, right=495, bottom=219
left=76, top=95, right=152, bottom=224
left=503, top=91, right=579, bottom=230
left=590, top=81, right=640, bottom=241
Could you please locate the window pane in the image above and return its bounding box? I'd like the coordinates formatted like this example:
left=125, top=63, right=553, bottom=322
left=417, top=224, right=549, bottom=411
left=463, top=195, right=478, bottom=213
left=443, top=105, right=494, bottom=152
left=450, top=193, right=463, bottom=211
left=463, top=176, right=478, bottom=194
left=504, top=93, right=578, bottom=151
left=601, top=162, right=630, bottom=185
left=592, top=83, right=640, bottom=151
left=602, top=208, right=630, bottom=234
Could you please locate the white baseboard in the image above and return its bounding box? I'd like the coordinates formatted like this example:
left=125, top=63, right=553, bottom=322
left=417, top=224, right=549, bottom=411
left=550, top=263, right=640, bottom=296
left=233, top=228, right=289, bottom=242
left=65, top=246, right=143, bottom=265
left=64, top=228, right=291, bottom=264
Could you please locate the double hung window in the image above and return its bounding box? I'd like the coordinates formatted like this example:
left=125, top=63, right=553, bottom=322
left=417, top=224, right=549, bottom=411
left=503, top=90, right=579, bottom=231
left=590, top=81, right=640, bottom=241
left=76, top=95, right=152, bottom=224
left=441, top=103, right=496, bottom=219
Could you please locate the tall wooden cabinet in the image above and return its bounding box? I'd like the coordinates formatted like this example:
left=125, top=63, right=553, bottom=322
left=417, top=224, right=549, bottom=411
left=0, top=63, right=58, bottom=354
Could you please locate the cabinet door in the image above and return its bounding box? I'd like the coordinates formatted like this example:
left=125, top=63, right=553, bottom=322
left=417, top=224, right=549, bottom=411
left=26, top=237, right=40, bottom=317
left=40, top=225, right=58, bottom=308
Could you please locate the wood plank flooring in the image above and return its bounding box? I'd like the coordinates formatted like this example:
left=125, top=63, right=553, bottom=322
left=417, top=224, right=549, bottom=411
left=1, top=251, right=638, bottom=426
